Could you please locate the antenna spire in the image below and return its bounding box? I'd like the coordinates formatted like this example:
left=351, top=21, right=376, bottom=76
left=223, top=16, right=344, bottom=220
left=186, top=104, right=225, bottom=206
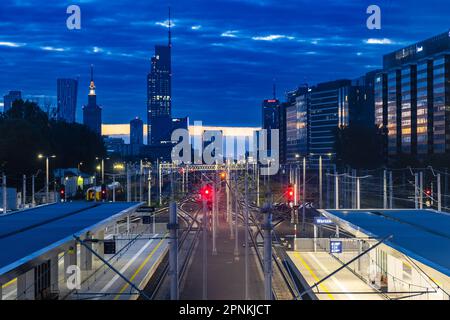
left=89, top=64, right=96, bottom=96
left=272, top=79, right=276, bottom=100
left=168, top=7, right=172, bottom=47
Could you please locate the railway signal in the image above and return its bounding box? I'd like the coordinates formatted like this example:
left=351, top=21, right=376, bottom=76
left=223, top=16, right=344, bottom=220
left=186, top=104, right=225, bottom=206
left=200, top=185, right=213, bottom=201
left=59, top=185, right=66, bottom=201
left=101, top=184, right=107, bottom=200
left=285, top=185, right=294, bottom=203
left=200, top=185, right=214, bottom=210
left=425, top=187, right=432, bottom=207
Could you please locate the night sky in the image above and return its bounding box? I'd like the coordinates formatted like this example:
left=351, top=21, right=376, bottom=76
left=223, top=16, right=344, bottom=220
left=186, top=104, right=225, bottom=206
left=0, top=0, right=449, bottom=126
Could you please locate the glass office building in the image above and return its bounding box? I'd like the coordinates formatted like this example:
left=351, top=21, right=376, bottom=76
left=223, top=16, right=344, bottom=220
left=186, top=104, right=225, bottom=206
left=283, top=76, right=374, bottom=164
left=262, top=99, right=280, bottom=131
left=387, top=70, right=400, bottom=155
left=309, top=80, right=351, bottom=156
left=376, top=30, right=450, bottom=156
left=400, top=65, right=417, bottom=154
left=285, top=87, right=309, bottom=163
left=433, top=56, right=450, bottom=154
left=416, top=61, right=432, bottom=155
left=147, top=44, right=172, bottom=145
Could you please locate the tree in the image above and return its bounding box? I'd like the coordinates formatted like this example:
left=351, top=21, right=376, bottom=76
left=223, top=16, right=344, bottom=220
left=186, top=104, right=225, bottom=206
left=0, top=100, right=106, bottom=188
left=334, top=124, right=385, bottom=169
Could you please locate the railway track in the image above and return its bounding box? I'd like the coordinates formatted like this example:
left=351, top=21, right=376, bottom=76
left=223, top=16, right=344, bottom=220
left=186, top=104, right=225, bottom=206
left=141, top=198, right=202, bottom=299
left=234, top=195, right=299, bottom=300
left=246, top=205, right=299, bottom=300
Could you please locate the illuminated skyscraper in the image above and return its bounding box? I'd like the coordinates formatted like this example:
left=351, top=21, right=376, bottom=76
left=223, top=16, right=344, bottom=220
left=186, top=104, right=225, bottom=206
left=147, top=10, right=172, bottom=145
left=375, top=30, right=450, bottom=157
left=285, top=86, right=309, bottom=163
left=261, top=82, right=281, bottom=159
left=82, top=65, right=102, bottom=136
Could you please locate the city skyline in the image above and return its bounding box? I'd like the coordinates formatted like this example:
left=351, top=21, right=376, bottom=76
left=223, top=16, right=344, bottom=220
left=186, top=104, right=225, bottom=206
left=1, top=1, right=450, bottom=304
left=1, top=1, right=450, bottom=127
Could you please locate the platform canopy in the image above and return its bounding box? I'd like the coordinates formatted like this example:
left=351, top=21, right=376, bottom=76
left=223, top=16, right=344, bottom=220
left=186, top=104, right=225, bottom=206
left=323, top=209, right=450, bottom=277
left=0, top=202, right=140, bottom=278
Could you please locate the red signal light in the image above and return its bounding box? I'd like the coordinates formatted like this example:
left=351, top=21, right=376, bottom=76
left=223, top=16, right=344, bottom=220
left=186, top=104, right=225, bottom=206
left=285, top=186, right=294, bottom=203
left=200, top=185, right=213, bottom=201
left=101, top=184, right=107, bottom=200
left=425, top=189, right=432, bottom=196
left=59, top=186, right=66, bottom=200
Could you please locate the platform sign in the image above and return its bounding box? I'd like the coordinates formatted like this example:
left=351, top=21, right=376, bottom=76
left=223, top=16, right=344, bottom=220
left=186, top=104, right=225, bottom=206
left=142, top=215, right=152, bottom=224
left=104, top=240, right=116, bottom=255
left=314, top=217, right=333, bottom=225
left=330, top=241, right=343, bottom=254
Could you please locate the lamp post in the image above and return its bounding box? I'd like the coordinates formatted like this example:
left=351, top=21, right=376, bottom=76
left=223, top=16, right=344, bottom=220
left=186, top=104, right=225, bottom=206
left=96, top=157, right=110, bottom=185
left=112, top=162, right=125, bottom=202
left=38, top=154, right=56, bottom=203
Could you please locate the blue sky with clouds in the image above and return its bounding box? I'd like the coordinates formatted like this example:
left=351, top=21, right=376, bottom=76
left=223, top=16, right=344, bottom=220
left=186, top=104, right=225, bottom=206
left=0, top=0, right=449, bottom=126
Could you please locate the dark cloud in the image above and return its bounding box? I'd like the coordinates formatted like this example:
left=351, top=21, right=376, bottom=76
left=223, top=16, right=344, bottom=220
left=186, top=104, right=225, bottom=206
left=0, top=0, right=449, bottom=125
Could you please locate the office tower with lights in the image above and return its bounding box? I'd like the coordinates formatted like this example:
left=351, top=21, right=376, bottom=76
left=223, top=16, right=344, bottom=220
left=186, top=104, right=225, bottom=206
left=262, top=98, right=280, bottom=132
left=261, top=85, right=281, bottom=159
left=309, top=80, right=353, bottom=157
left=147, top=14, right=173, bottom=145
left=3, top=90, right=22, bottom=112
left=278, top=102, right=287, bottom=164
left=57, top=78, right=78, bottom=123
left=141, top=11, right=190, bottom=161
left=285, top=86, right=310, bottom=163
left=308, top=76, right=374, bottom=160
left=82, top=65, right=102, bottom=136
left=375, top=30, right=450, bottom=157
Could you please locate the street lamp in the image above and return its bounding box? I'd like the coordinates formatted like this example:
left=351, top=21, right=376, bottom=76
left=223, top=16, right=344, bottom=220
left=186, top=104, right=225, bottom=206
left=111, top=162, right=125, bottom=203
left=95, top=157, right=110, bottom=184
left=38, top=154, right=56, bottom=203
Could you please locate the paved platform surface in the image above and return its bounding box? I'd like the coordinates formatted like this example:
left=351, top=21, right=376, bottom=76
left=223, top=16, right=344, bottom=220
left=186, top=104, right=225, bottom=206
left=1, top=278, right=17, bottom=300
left=180, top=209, right=265, bottom=300
left=288, top=251, right=385, bottom=300
left=66, top=233, right=168, bottom=300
